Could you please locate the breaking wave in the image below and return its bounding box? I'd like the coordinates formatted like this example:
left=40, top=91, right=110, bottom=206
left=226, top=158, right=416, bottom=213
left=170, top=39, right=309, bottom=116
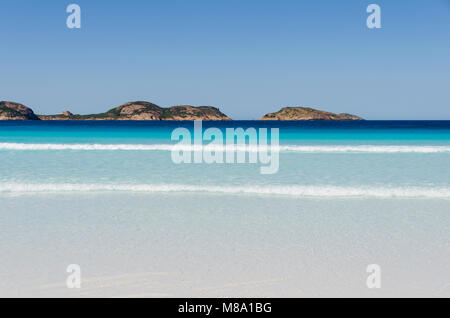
left=1, top=143, right=450, bottom=153
left=0, top=183, right=449, bottom=198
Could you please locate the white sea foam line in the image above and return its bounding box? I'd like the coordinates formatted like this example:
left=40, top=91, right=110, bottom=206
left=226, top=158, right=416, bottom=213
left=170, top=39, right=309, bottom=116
left=0, top=143, right=450, bottom=153
left=0, top=184, right=449, bottom=198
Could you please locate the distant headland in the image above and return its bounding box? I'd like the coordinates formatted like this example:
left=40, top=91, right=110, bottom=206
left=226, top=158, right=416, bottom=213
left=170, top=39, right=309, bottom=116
left=259, top=107, right=363, bottom=121
left=0, top=101, right=364, bottom=121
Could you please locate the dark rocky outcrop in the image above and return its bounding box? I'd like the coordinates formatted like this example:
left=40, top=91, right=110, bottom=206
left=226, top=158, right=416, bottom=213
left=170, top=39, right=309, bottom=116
left=38, top=101, right=231, bottom=121
left=259, top=107, right=363, bottom=121
left=38, top=111, right=75, bottom=121
left=160, top=105, right=232, bottom=121
left=1, top=101, right=362, bottom=121
left=0, top=101, right=40, bottom=120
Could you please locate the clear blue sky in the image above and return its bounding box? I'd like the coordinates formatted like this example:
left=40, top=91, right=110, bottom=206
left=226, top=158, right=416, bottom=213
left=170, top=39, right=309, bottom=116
left=1, top=0, right=449, bottom=119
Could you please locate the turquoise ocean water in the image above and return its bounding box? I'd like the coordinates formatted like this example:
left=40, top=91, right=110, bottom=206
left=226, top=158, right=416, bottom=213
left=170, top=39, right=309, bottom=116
left=1, top=121, right=450, bottom=195
left=0, top=121, right=449, bottom=297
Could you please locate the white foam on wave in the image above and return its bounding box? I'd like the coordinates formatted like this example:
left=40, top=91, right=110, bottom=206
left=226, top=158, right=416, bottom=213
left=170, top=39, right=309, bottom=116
left=0, top=143, right=176, bottom=151
left=0, top=183, right=449, bottom=198
left=1, top=143, right=450, bottom=153
left=280, top=145, right=450, bottom=153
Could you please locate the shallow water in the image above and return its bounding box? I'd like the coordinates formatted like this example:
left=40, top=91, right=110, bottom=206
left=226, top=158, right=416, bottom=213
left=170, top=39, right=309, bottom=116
left=0, top=121, right=449, bottom=297
left=0, top=194, right=449, bottom=297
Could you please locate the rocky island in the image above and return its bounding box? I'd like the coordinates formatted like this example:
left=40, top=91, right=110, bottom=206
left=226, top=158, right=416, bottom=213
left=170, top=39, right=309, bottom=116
left=1, top=101, right=231, bottom=121
left=0, top=101, right=40, bottom=120
left=1, top=101, right=364, bottom=121
left=39, top=102, right=232, bottom=121
left=259, top=107, right=363, bottom=121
